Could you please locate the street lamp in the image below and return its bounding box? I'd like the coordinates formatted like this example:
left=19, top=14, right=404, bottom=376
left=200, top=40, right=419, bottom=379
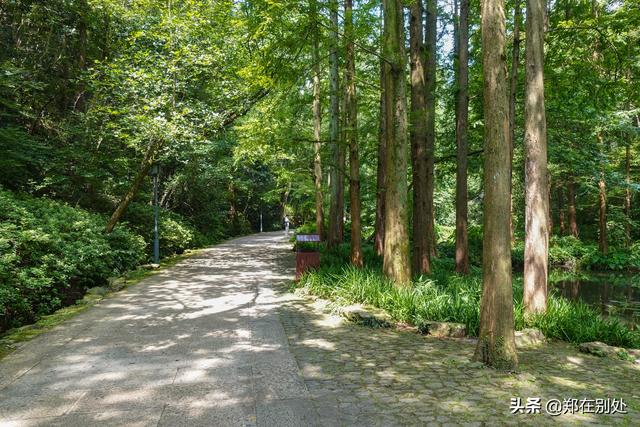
left=149, top=163, right=160, bottom=265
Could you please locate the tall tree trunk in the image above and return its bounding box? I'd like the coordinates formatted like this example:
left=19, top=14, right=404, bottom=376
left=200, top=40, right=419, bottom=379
left=327, top=0, right=344, bottom=249
left=509, top=0, right=521, bottom=146
left=508, top=0, right=521, bottom=241
left=281, top=182, right=291, bottom=222
left=375, top=57, right=387, bottom=257
left=344, top=0, right=362, bottom=267
left=523, top=0, right=549, bottom=316
left=625, top=142, right=631, bottom=247
left=455, top=0, right=470, bottom=274
left=382, top=0, right=411, bottom=285
left=74, top=0, right=88, bottom=111
left=229, top=181, right=240, bottom=233
left=473, top=0, right=518, bottom=370
left=547, top=173, right=553, bottom=234
left=567, top=174, right=579, bottom=237
left=337, top=150, right=345, bottom=243
left=409, top=0, right=430, bottom=274
left=425, top=0, right=437, bottom=258
left=557, top=184, right=565, bottom=236
left=623, top=53, right=633, bottom=247
left=106, top=141, right=159, bottom=233
left=311, top=0, right=324, bottom=240
left=598, top=174, right=608, bottom=254
left=339, top=82, right=348, bottom=242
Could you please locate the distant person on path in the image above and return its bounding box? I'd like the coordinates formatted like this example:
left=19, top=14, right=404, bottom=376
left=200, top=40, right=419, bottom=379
left=284, top=215, right=290, bottom=235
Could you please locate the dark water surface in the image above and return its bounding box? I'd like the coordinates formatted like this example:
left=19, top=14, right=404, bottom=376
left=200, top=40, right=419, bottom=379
left=550, top=274, right=640, bottom=326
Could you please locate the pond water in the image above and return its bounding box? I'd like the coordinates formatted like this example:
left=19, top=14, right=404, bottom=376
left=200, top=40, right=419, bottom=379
left=550, top=274, right=640, bottom=326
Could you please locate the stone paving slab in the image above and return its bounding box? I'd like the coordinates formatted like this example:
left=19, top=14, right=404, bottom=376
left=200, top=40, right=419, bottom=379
left=0, top=232, right=316, bottom=427
left=278, top=292, right=640, bottom=426
left=1, top=231, right=639, bottom=426
left=0, top=410, right=162, bottom=427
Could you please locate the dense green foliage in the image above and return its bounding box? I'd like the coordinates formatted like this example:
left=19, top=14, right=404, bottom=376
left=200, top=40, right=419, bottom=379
left=0, top=189, right=147, bottom=331
left=514, top=236, right=640, bottom=272
left=1, top=0, right=638, bottom=357
left=0, top=1, right=304, bottom=330
left=302, top=221, right=640, bottom=272
left=295, top=243, right=640, bottom=349
left=232, top=0, right=640, bottom=251
left=0, top=0, right=289, bottom=235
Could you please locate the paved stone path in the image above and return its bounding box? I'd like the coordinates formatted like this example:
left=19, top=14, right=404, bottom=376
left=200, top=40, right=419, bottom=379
left=281, top=298, right=640, bottom=426
left=1, top=232, right=639, bottom=426
left=0, top=232, right=310, bottom=426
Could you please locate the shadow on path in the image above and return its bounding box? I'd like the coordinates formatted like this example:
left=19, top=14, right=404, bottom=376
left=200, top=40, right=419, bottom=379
left=278, top=289, right=640, bottom=425
left=0, top=232, right=315, bottom=427
left=1, top=231, right=638, bottom=426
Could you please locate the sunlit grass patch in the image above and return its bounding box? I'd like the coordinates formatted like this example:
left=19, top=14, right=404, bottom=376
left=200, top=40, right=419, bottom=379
left=294, top=245, right=640, bottom=349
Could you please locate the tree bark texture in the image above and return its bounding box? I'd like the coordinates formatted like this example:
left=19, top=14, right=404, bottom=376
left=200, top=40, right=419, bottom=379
left=599, top=175, right=608, bottom=254
left=455, top=0, right=470, bottom=274
left=425, top=0, right=437, bottom=258
left=473, top=0, right=518, bottom=370
left=567, top=174, right=578, bottom=237
left=625, top=141, right=631, bottom=246
left=311, top=0, right=324, bottom=241
left=547, top=173, right=553, bottom=234
left=523, top=0, right=549, bottom=315
left=344, top=0, right=362, bottom=267
left=382, top=0, right=411, bottom=285
left=557, top=184, right=565, bottom=236
left=508, top=0, right=521, bottom=241
left=375, top=58, right=387, bottom=257
left=327, top=0, right=344, bottom=249
left=409, top=0, right=430, bottom=275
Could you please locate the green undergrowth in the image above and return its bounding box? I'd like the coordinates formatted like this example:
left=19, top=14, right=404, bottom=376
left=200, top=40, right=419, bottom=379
left=437, top=224, right=640, bottom=272
left=0, top=303, right=91, bottom=359
left=0, top=188, right=210, bottom=333
left=512, top=236, right=640, bottom=272
left=299, top=222, right=640, bottom=272
left=293, top=243, right=640, bottom=349
left=0, top=249, right=200, bottom=360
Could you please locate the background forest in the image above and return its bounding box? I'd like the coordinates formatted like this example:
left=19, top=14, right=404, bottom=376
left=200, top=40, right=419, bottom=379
left=0, top=0, right=639, bottom=365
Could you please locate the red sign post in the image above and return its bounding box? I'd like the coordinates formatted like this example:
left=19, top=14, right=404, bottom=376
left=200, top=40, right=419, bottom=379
left=295, top=234, right=321, bottom=280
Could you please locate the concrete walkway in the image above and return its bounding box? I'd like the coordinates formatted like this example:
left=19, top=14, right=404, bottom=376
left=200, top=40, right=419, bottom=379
left=2, top=232, right=639, bottom=426
left=0, top=232, right=312, bottom=426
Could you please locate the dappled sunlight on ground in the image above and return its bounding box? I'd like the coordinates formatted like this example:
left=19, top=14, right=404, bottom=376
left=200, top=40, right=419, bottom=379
left=0, top=232, right=314, bottom=426
left=1, top=231, right=638, bottom=426
left=279, top=291, right=640, bottom=425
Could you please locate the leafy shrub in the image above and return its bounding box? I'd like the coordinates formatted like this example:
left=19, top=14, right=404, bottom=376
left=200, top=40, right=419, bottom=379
left=0, top=189, right=146, bottom=331
left=294, top=222, right=317, bottom=235
left=523, top=297, right=640, bottom=348
left=512, top=241, right=525, bottom=269
left=121, top=202, right=197, bottom=257
left=547, top=236, right=595, bottom=270
left=513, top=236, right=639, bottom=272
left=583, top=244, right=640, bottom=271
left=159, top=216, right=195, bottom=255
left=321, top=243, right=382, bottom=269
left=467, top=224, right=484, bottom=266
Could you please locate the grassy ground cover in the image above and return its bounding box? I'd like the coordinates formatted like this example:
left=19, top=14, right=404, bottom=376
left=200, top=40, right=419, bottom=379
left=0, top=188, right=214, bottom=332
left=293, top=243, right=640, bottom=349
